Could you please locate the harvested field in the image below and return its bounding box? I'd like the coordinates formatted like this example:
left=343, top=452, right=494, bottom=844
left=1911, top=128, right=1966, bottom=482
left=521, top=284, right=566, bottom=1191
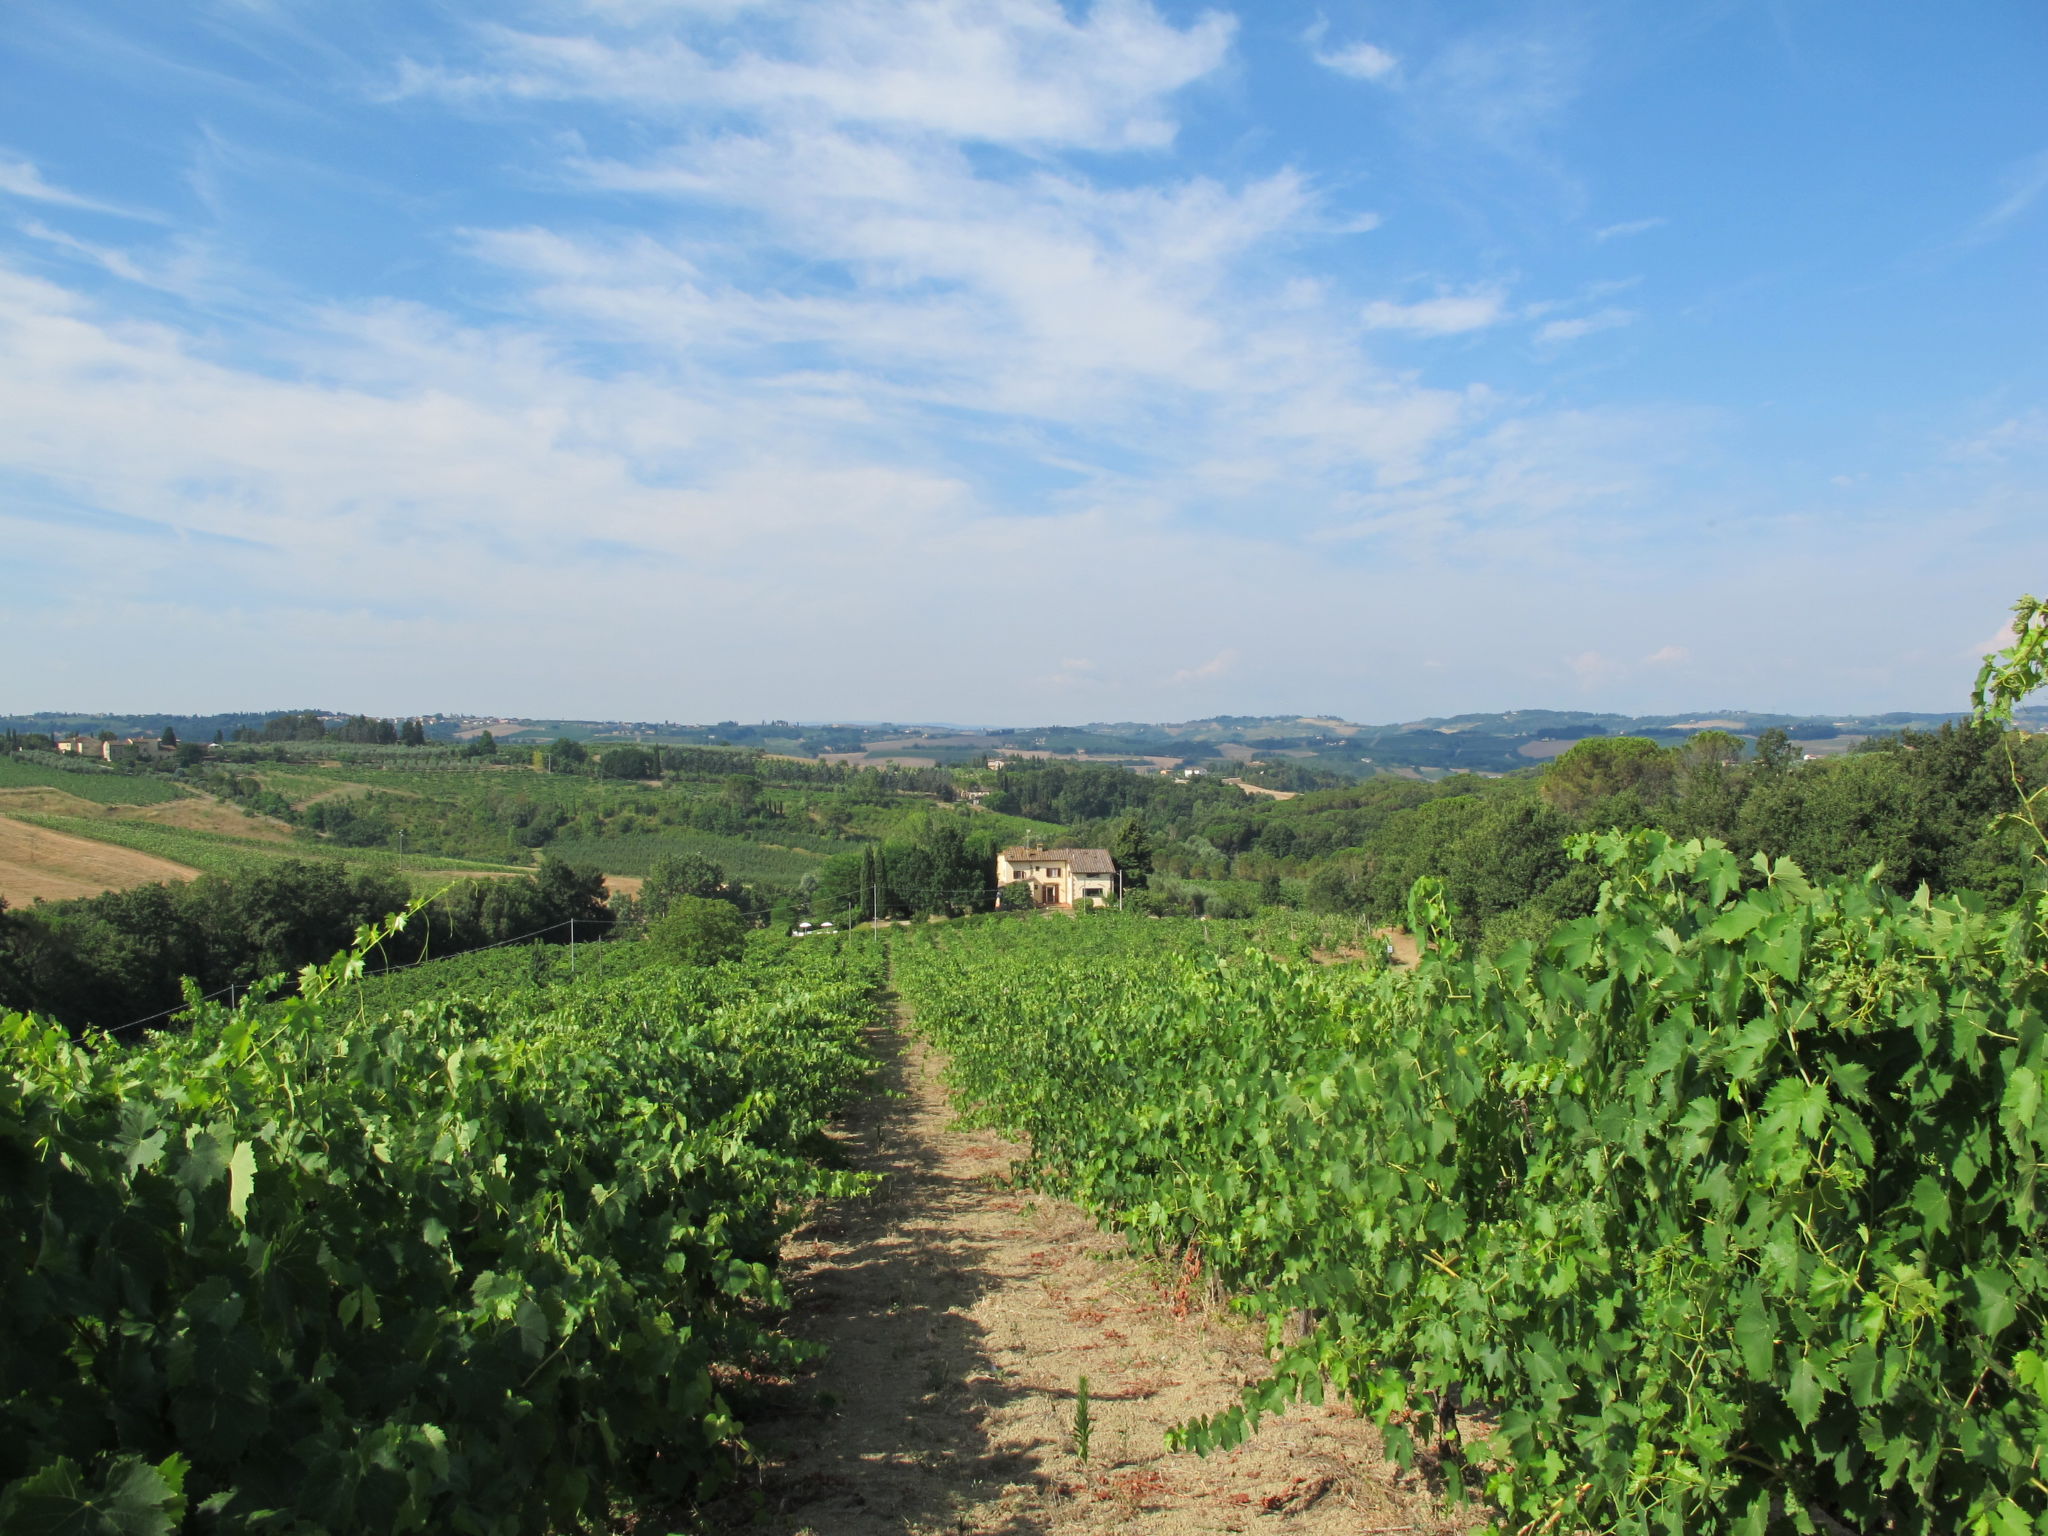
left=124, top=796, right=296, bottom=840
left=0, top=787, right=295, bottom=842
left=0, top=787, right=120, bottom=820
left=1224, top=778, right=1297, bottom=800
left=0, top=814, right=199, bottom=905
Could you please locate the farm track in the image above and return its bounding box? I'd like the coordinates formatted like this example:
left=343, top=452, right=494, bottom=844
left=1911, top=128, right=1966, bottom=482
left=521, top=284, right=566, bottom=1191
left=698, top=1008, right=1476, bottom=1535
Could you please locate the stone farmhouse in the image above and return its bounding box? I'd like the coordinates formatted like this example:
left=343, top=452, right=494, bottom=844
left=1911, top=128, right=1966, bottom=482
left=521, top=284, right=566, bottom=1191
left=996, top=847, right=1118, bottom=908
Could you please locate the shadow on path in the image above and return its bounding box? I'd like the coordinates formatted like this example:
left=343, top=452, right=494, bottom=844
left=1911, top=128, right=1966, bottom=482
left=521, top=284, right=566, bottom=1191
left=693, top=1003, right=1475, bottom=1536
left=701, top=1011, right=1045, bottom=1534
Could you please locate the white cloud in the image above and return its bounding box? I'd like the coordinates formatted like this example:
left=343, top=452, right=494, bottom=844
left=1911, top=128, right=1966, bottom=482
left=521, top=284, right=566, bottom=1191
left=1171, top=649, right=1237, bottom=684
left=1593, top=217, right=1664, bottom=242
left=1643, top=645, right=1688, bottom=666
left=0, top=153, right=155, bottom=220
left=1041, top=656, right=1104, bottom=691
left=1536, top=306, right=1635, bottom=344
left=1403, top=28, right=1585, bottom=162
left=9, top=0, right=2040, bottom=723
left=1360, top=289, right=1508, bottom=335
left=1567, top=650, right=1622, bottom=687
left=1970, top=623, right=2019, bottom=661
left=1314, top=40, right=1398, bottom=81
left=1952, top=409, right=2048, bottom=462
left=400, top=0, right=1235, bottom=152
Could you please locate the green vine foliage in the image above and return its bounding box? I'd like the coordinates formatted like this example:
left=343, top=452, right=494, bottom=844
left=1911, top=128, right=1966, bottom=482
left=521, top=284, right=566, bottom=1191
left=1973, top=593, right=2048, bottom=892
left=1, top=930, right=883, bottom=1533
left=896, top=845, right=2048, bottom=1534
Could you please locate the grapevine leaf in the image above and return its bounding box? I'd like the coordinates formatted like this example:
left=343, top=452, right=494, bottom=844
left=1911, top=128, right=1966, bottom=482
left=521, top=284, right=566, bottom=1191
left=1967, top=1268, right=2018, bottom=1338
left=1734, top=1292, right=1775, bottom=1378
left=2001, top=1065, right=2041, bottom=1150
left=1786, top=1355, right=1824, bottom=1428
left=0, top=1455, right=188, bottom=1536
left=226, top=1141, right=257, bottom=1225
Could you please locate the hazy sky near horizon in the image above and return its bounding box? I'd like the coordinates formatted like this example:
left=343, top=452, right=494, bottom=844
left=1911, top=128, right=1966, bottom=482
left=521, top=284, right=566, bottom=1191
left=2, top=1, right=2044, bottom=724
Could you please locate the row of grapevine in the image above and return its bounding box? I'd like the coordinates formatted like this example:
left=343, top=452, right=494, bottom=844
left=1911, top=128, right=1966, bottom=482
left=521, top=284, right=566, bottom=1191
left=894, top=836, right=2048, bottom=1535
left=1, top=928, right=884, bottom=1534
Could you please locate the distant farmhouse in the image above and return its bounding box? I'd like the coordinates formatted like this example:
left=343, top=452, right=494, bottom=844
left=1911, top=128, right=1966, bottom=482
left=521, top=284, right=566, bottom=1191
left=56, top=735, right=174, bottom=762
left=996, top=846, right=1118, bottom=909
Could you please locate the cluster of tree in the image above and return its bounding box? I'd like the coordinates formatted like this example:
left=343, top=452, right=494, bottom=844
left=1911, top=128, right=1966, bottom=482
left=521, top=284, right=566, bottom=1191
left=0, top=858, right=613, bottom=1034
left=1227, top=760, right=1354, bottom=794
left=615, top=851, right=761, bottom=924
left=1297, top=723, right=2043, bottom=949
left=751, top=757, right=959, bottom=797
left=229, top=713, right=429, bottom=746
left=206, top=770, right=300, bottom=823
left=986, top=759, right=1247, bottom=825
left=277, top=774, right=814, bottom=863
left=807, top=814, right=1007, bottom=922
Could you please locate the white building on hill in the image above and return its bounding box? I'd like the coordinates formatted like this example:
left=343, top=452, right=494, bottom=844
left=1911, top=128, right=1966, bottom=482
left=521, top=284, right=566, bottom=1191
left=996, top=847, right=1118, bottom=908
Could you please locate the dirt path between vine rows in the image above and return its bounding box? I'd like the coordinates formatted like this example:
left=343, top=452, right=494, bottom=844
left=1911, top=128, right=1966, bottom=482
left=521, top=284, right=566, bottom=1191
left=701, top=1014, right=1484, bottom=1535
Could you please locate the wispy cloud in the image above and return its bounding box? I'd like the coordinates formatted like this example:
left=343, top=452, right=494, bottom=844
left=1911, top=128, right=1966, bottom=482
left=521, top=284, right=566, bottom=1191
left=1950, top=408, right=2048, bottom=462
left=1969, top=621, right=2020, bottom=660
left=5, top=0, right=2040, bottom=720
left=1404, top=28, right=1585, bottom=160
left=1361, top=288, right=1508, bottom=335
left=1536, top=306, right=1636, bottom=344
left=1171, top=648, right=1238, bottom=684
left=0, top=153, right=157, bottom=221
left=1964, top=148, right=2048, bottom=244
left=399, top=0, right=1235, bottom=152
left=1302, top=17, right=1398, bottom=81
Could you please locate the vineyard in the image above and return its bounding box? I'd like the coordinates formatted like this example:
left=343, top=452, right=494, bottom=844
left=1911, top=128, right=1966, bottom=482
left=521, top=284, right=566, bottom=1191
left=0, top=759, right=192, bottom=806
left=1, top=923, right=883, bottom=1533
left=894, top=838, right=2048, bottom=1536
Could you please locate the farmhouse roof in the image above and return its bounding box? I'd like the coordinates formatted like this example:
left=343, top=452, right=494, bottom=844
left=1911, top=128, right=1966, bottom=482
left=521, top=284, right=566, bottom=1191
left=999, top=846, right=1116, bottom=874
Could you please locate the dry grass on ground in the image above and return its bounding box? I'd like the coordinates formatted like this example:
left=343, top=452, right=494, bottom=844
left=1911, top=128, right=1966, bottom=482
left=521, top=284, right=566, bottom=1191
left=0, top=814, right=200, bottom=905
left=0, top=787, right=295, bottom=842
left=691, top=1021, right=1486, bottom=1536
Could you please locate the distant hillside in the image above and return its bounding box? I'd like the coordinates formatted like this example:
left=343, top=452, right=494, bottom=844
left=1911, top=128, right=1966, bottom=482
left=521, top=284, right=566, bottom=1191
left=7, top=704, right=2041, bottom=780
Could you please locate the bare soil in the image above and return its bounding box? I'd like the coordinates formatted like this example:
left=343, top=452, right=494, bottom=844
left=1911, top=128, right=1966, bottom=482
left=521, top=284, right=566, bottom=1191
left=697, top=1017, right=1481, bottom=1535
left=1377, top=928, right=1421, bottom=967
left=0, top=814, right=199, bottom=904
left=1222, top=779, right=1297, bottom=801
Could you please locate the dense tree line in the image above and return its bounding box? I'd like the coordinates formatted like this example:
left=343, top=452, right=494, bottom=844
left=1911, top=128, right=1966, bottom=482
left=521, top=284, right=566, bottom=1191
left=986, top=759, right=1247, bottom=825
left=808, top=813, right=1007, bottom=922
left=1298, top=723, right=2043, bottom=948
left=227, top=712, right=428, bottom=746
left=992, top=724, right=2046, bottom=948
left=0, top=858, right=611, bottom=1033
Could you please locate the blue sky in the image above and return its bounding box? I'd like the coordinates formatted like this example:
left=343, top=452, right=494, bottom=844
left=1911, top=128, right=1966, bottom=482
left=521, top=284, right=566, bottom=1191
left=2, top=0, right=2043, bottom=722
